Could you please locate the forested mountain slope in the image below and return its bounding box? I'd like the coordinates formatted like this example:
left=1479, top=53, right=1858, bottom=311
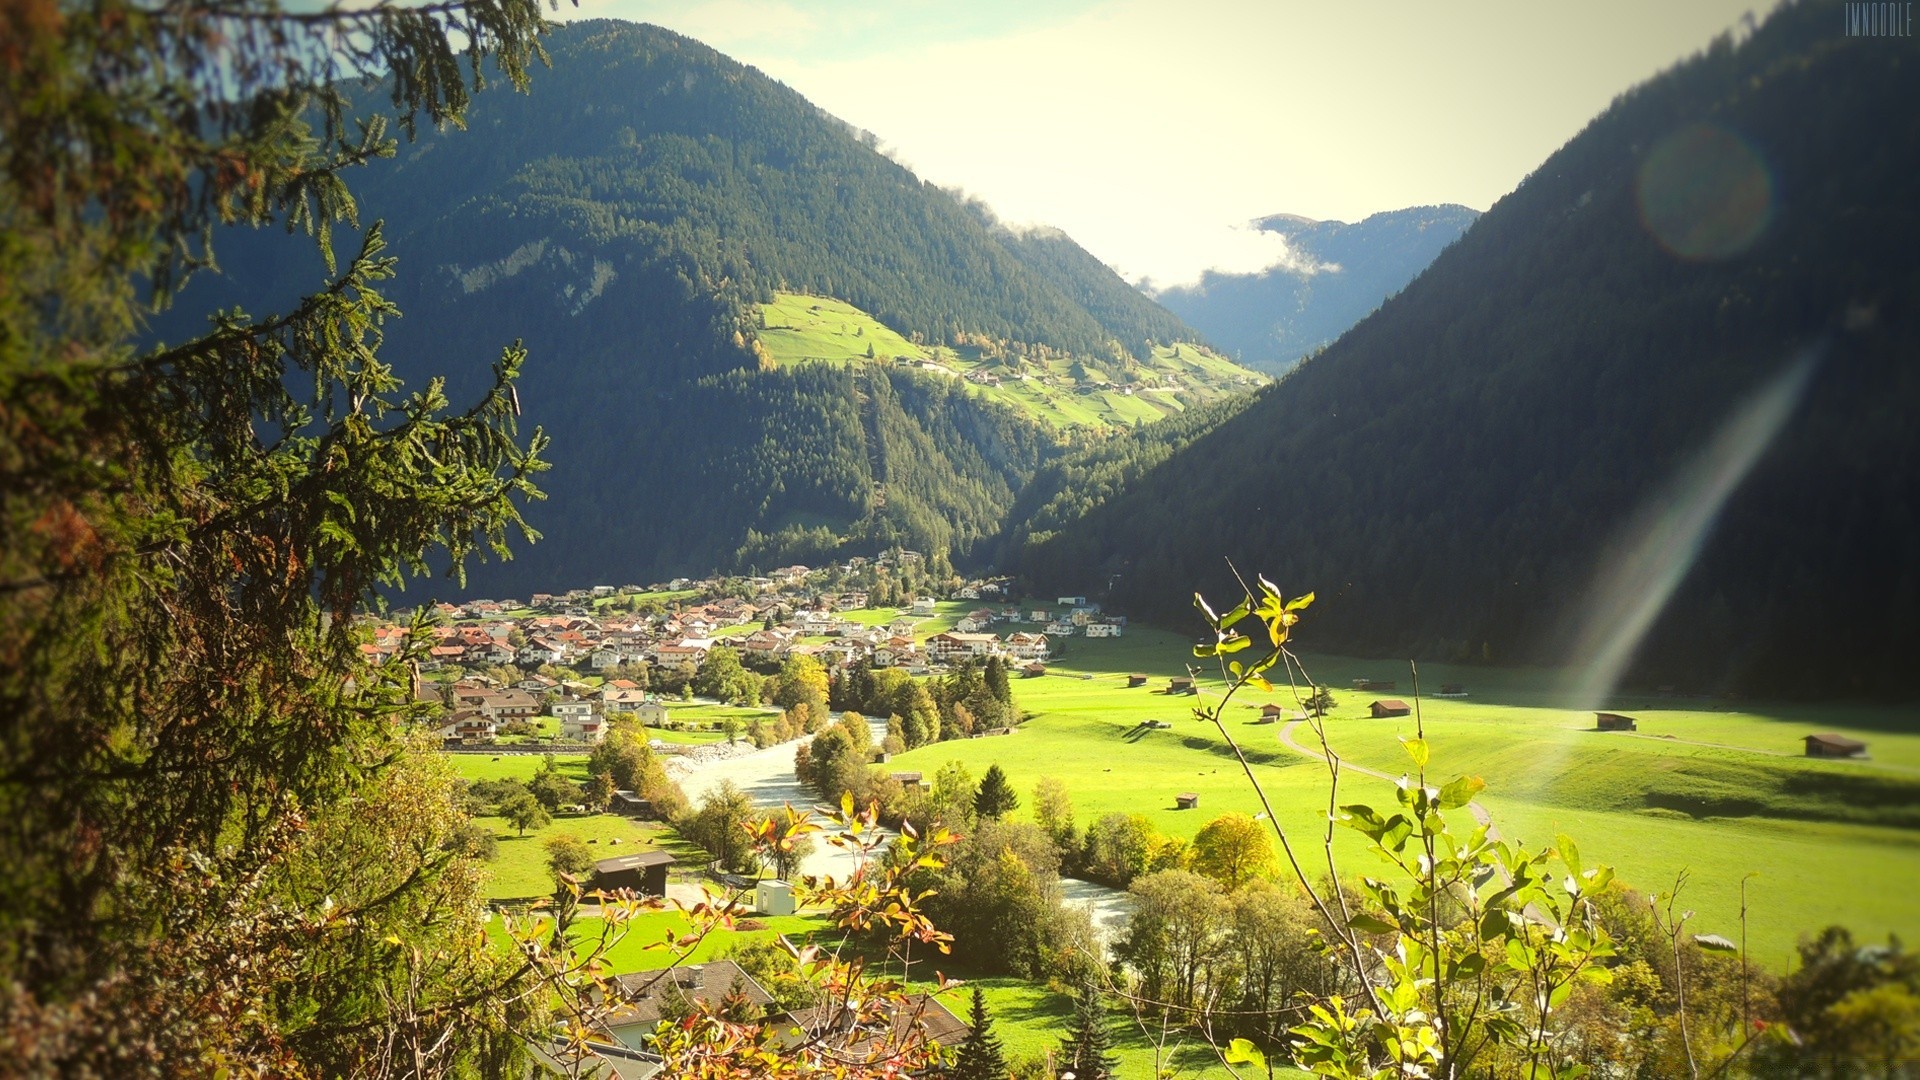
left=158, top=19, right=1232, bottom=594
left=1153, top=205, right=1479, bottom=374
left=1010, top=2, right=1920, bottom=696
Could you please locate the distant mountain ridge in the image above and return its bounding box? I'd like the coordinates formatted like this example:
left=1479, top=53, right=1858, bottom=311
left=158, top=19, right=1239, bottom=596
left=1154, top=204, right=1479, bottom=374
left=1010, top=1, right=1920, bottom=696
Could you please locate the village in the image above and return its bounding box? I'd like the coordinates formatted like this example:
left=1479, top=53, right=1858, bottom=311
left=363, top=555, right=1128, bottom=747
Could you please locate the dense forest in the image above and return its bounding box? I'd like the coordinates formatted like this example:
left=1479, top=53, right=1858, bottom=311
left=157, top=19, right=1223, bottom=595
left=1153, top=205, right=1479, bottom=374
left=1011, top=4, right=1920, bottom=696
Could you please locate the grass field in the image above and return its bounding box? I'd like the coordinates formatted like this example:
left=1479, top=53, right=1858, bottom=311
left=754, top=292, right=1261, bottom=430
left=471, top=812, right=692, bottom=898
left=885, top=625, right=1920, bottom=961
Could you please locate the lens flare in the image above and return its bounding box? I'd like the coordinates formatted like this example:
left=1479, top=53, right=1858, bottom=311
left=1564, top=349, right=1819, bottom=712
left=1636, top=123, right=1775, bottom=261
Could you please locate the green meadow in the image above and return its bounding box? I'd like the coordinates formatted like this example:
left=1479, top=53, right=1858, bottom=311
left=755, top=292, right=1260, bottom=430
left=887, top=626, right=1920, bottom=961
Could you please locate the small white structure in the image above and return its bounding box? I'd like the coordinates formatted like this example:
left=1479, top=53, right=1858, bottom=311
left=911, top=597, right=937, bottom=616
left=755, top=879, right=796, bottom=917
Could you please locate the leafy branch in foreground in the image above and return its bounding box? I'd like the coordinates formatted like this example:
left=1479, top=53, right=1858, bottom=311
left=1186, top=577, right=1628, bottom=1078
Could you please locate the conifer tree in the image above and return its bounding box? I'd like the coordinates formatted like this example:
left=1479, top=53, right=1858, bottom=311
left=951, top=985, right=1011, bottom=1080
left=1058, top=984, right=1119, bottom=1080
left=974, top=764, right=1020, bottom=821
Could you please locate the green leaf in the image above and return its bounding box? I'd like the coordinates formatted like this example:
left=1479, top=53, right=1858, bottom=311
left=1556, top=833, right=1582, bottom=879
left=1400, top=736, right=1430, bottom=770
left=1223, top=1037, right=1265, bottom=1067
left=1437, top=775, right=1486, bottom=809
left=1347, top=912, right=1401, bottom=936
left=1694, top=933, right=1738, bottom=954
left=1286, top=591, right=1316, bottom=611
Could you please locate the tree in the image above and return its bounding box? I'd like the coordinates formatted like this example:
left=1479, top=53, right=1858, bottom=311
left=929, top=761, right=977, bottom=830
left=1191, top=812, right=1278, bottom=890
left=974, top=764, right=1020, bottom=821
left=722, top=714, right=743, bottom=745
left=1032, top=775, right=1076, bottom=854
left=1119, top=869, right=1233, bottom=1014
left=683, top=781, right=757, bottom=873
left=951, top=985, right=1011, bottom=1080
left=543, top=833, right=598, bottom=888
left=1081, top=812, right=1160, bottom=888
left=529, top=755, right=582, bottom=812
left=585, top=770, right=617, bottom=812
left=1058, top=984, right=1119, bottom=1080
left=0, top=0, right=557, bottom=1071
left=1306, top=686, right=1337, bottom=717
left=501, top=791, right=551, bottom=837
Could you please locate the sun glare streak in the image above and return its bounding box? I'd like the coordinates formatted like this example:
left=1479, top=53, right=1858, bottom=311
left=1564, top=348, right=1820, bottom=712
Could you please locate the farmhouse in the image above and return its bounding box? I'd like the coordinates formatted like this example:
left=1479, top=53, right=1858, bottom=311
left=1594, top=712, right=1638, bottom=732
left=553, top=700, right=605, bottom=742
left=1370, top=699, right=1412, bottom=718
left=927, top=632, right=998, bottom=662
left=590, top=851, right=675, bottom=897
left=1805, top=733, right=1868, bottom=759
left=1003, top=631, right=1050, bottom=660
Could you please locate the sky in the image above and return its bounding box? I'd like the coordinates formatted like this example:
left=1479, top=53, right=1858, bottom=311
left=556, top=0, right=1767, bottom=288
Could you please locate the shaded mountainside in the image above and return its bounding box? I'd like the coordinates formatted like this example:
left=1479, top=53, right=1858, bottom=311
left=1153, top=204, right=1479, bottom=374
left=157, top=19, right=1230, bottom=595
left=1008, top=2, right=1920, bottom=697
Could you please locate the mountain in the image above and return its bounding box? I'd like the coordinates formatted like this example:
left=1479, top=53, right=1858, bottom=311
left=158, top=20, right=1246, bottom=595
left=1007, top=1, right=1920, bottom=697
left=1152, top=205, right=1479, bottom=374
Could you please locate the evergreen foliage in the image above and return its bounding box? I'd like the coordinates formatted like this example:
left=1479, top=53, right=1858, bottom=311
left=157, top=19, right=1228, bottom=594
left=1058, top=984, right=1119, bottom=1080
left=951, top=985, right=1012, bottom=1080
left=974, top=764, right=1020, bottom=821
left=0, top=0, right=558, bottom=1071
left=1013, top=5, right=1920, bottom=695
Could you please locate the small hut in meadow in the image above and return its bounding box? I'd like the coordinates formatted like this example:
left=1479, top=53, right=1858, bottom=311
left=1369, top=699, right=1412, bottom=718
left=1127, top=673, right=1150, bottom=688
left=590, top=851, right=675, bottom=898
left=1594, top=712, right=1638, bottom=732
left=1168, top=676, right=1196, bottom=695
left=1175, top=793, right=1200, bottom=810
left=1804, top=733, right=1867, bottom=759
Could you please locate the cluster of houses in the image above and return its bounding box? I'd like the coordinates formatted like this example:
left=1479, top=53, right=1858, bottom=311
left=430, top=676, right=669, bottom=745
left=363, top=569, right=1133, bottom=744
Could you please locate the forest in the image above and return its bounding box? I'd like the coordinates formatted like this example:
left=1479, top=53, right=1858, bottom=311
left=1008, top=3, right=1920, bottom=697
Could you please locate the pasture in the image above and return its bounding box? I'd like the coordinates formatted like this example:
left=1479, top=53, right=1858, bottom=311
left=887, top=625, right=1920, bottom=960
left=754, top=291, right=1260, bottom=430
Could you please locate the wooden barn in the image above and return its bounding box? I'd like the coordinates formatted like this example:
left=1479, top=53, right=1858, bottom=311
left=1594, top=712, right=1638, bottom=731
left=610, top=789, right=659, bottom=820
left=1127, top=673, right=1150, bottom=688
left=1369, top=699, right=1412, bottom=718
left=1804, top=733, right=1867, bottom=759
left=1168, top=676, right=1196, bottom=695
left=1175, top=792, right=1201, bottom=810
left=591, top=850, right=675, bottom=897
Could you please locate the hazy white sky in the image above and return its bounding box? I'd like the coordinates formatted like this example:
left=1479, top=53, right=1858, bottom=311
left=558, top=0, right=1766, bottom=287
